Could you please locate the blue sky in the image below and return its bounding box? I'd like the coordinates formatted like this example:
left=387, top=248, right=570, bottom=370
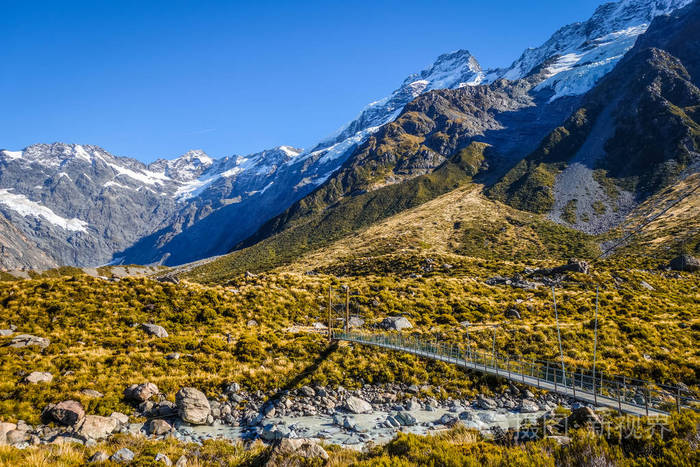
left=1, top=0, right=604, bottom=162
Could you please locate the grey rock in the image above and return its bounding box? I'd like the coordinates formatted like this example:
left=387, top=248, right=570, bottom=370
left=25, top=371, right=53, bottom=384
left=519, top=399, right=540, bottom=413
left=175, top=455, right=188, bottom=466
left=439, top=414, right=458, bottom=427
left=124, top=382, right=159, bottom=403
left=5, top=430, right=29, bottom=445
left=380, top=316, right=413, bottom=331
left=176, top=387, right=210, bottom=425
left=147, top=419, right=173, bottom=436
left=476, top=395, right=497, bottom=410
left=0, top=329, right=13, bottom=337
left=669, top=254, right=700, bottom=272
left=165, top=352, right=180, bottom=360
left=75, top=415, right=120, bottom=440
left=81, top=389, right=104, bottom=398
left=42, top=400, right=85, bottom=426
left=394, top=411, right=417, bottom=426
left=141, top=323, right=168, bottom=338
left=344, top=396, right=372, bottom=414
left=109, top=412, right=129, bottom=425
left=299, top=386, right=316, bottom=397
left=111, top=447, right=136, bottom=463
left=8, top=334, right=50, bottom=349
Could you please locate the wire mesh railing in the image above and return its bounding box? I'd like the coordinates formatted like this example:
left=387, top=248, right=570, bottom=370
left=333, top=331, right=700, bottom=416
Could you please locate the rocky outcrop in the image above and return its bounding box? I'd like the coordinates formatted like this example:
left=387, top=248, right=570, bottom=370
left=146, top=419, right=173, bottom=436
left=111, top=448, right=136, bottom=463
left=176, top=387, right=210, bottom=425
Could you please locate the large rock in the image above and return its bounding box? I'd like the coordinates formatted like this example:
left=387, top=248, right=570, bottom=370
left=0, top=422, right=17, bottom=445
left=146, top=419, right=173, bottom=436
left=88, top=451, right=110, bottom=463
left=25, top=371, right=53, bottom=384
left=176, top=387, right=210, bottom=424
left=124, top=382, right=159, bottom=403
left=343, top=396, right=373, bottom=414
left=0, top=329, right=13, bottom=337
left=75, top=415, right=119, bottom=440
left=110, top=412, right=129, bottom=425
left=380, top=316, right=413, bottom=331
left=8, top=334, right=50, bottom=348
left=394, top=411, right=417, bottom=426
left=566, top=407, right=602, bottom=428
left=267, top=438, right=329, bottom=466
left=518, top=399, right=540, bottom=413
left=42, top=400, right=85, bottom=426
left=141, top=323, right=169, bottom=338
left=669, top=254, right=700, bottom=272
left=476, top=395, right=497, bottom=410
left=348, top=317, right=365, bottom=328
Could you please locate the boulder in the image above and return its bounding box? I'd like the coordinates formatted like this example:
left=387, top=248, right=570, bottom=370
left=247, top=319, right=258, bottom=327
left=75, top=415, right=119, bottom=440
left=124, top=382, right=159, bottom=403
left=518, top=399, right=540, bottom=413
left=0, top=329, right=13, bottom=337
left=175, top=456, right=188, bottom=467
left=146, top=419, right=172, bottom=436
left=566, top=407, right=601, bottom=428
left=43, top=400, right=85, bottom=426
left=348, top=317, right=365, bottom=328
left=111, top=447, right=136, bottom=463
left=0, top=422, right=17, bottom=445
left=25, top=371, right=53, bottom=384
left=176, top=387, right=210, bottom=425
left=88, top=451, right=110, bottom=463
left=261, top=423, right=292, bottom=441
left=299, top=386, right=316, bottom=397
left=476, top=395, right=497, bottom=410
left=669, top=254, right=700, bottom=272
left=380, top=316, right=413, bottom=331
left=157, top=275, right=180, bottom=284
left=5, top=429, right=29, bottom=445
left=141, top=323, right=168, bottom=338
left=344, top=396, right=372, bottom=414
left=8, top=334, right=50, bottom=348
left=394, top=411, right=417, bottom=426
left=267, top=438, right=329, bottom=466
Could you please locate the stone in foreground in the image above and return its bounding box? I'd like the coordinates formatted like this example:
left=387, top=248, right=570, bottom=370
left=42, top=400, right=85, bottom=426
left=111, top=447, right=136, bottom=463
left=380, top=316, right=413, bottom=331
left=344, top=396, right=373, bottom=414
left=176, top=387, right=210, bottom=424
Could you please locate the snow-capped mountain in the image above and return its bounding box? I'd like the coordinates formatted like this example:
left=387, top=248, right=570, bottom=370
left=490, top=0, right=694, bottom=100
left=0, top=143, right=303, bottom=268
left=1, top=0, right=694, bottom=270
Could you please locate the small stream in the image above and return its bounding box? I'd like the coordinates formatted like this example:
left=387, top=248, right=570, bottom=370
left=157, top=406, right=547, bottom=449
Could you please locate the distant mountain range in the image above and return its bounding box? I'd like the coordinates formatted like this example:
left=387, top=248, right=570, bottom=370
left=0, top=0, right=696, bottom=270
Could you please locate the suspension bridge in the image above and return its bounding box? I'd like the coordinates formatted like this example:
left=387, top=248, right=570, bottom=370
left=324, top=286, right=699, bottom=417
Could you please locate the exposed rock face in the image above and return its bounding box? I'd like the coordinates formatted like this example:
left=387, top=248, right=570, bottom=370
left=75, top=415, right=119, bottom=440
left=24, top=371, right=53, bottom=384
left=42, top=400, right=85, bottom=426
left=8, top=334, right=50, bottom=349
left=380, top=316, right=413, bottom=331
left=566, top=407, right=602, bottom=428
left=176, top=387, right=210, bottom=425
left=343, top=396, right=373, bottom=414
left=124, top=382, right=159, bottom=403
left=669, top=254, right=700, bottom=272
left=140, top=323, right=169, bottom=338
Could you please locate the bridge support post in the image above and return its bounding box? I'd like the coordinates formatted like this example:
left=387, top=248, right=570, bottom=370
left=676, top=386, right=681, bottom=413
left=645, top=385, right=649, bottom=417
left=616, top=381, right=622, bottom=414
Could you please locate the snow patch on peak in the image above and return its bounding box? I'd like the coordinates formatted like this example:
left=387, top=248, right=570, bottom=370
left=492, top=0, right=693, bottom=100
left=1, top=150, right=23, bottom=160
left=278, top=146, right=303, bottom=157
left=0, top=189, right=88, bottom=232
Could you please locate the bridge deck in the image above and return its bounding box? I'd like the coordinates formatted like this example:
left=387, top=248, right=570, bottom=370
left=335, top=332, right=698, bottom=417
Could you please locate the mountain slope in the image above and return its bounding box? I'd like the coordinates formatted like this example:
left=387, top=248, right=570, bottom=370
left=489, top=0, right=700, bottom=234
